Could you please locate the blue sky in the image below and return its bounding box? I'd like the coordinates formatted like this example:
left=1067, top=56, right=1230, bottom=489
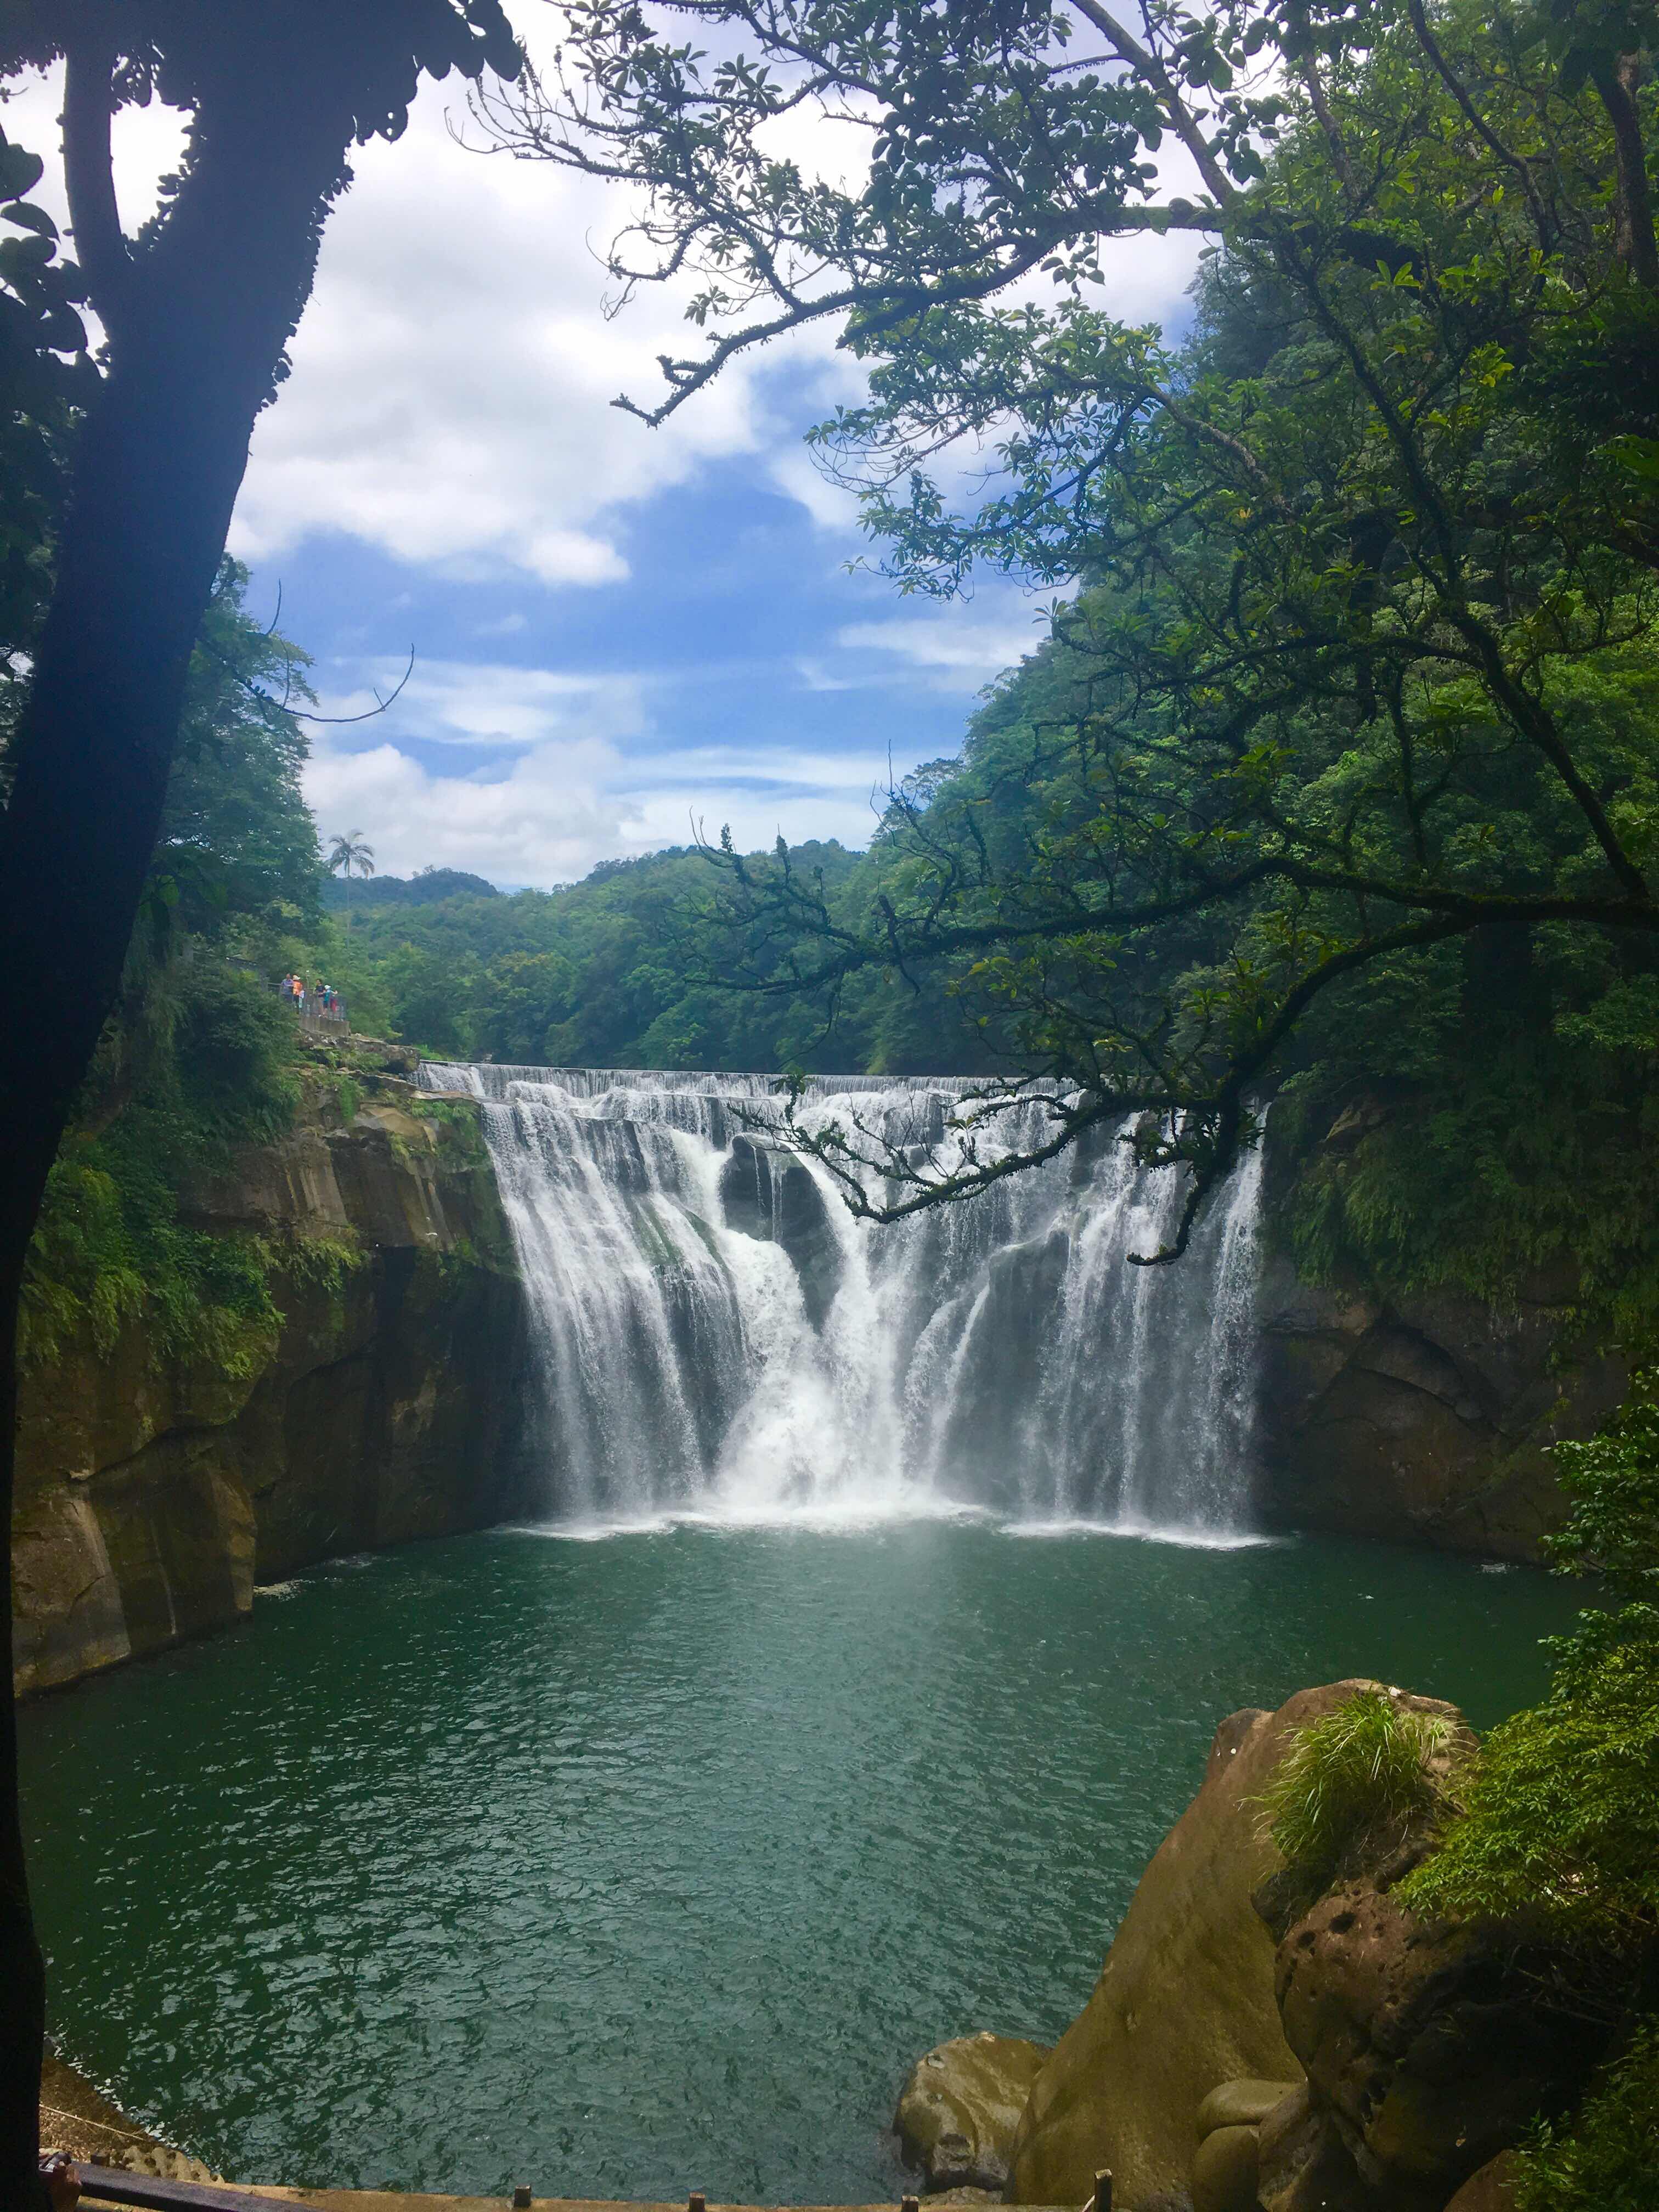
left=13, top=11, right=1204, bottom=889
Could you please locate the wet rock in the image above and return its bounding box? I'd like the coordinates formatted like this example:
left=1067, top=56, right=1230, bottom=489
left=39, top=2053, right=218, bottom=2183
left=1256, top=2080, right=1365, bottom=2212
left=1253, top=1203, right=1624, bottom=1565
left=13, top=1088, right=528, bottom=1695
left=894, top=2031, right=1052, bottom=2193
left=1009, top=1689, right=1367, bottom=2208
left=718, top=1134, right=843, bottom=1329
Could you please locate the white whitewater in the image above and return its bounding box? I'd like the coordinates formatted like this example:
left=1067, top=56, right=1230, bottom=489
left=421, top=1064, right=1267, bottom=1538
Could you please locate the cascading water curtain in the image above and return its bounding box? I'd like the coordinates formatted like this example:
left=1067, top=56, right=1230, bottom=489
left=421, top=1064, right=1268, bottom=1537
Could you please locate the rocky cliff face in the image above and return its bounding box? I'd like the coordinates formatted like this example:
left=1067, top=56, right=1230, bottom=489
left=1252, top=1254, right=1624, bottom=1561
left=12, top=1064, right=529, bottom=1697
left=1251, top=1120, right=1626, bottom=1561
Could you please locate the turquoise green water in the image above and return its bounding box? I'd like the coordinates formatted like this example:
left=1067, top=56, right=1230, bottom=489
left=20, top=1524, right=1578, bottom=2200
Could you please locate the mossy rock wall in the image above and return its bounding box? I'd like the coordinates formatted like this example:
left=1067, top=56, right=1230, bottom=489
left=12, top=1076, right=529, bottom=1696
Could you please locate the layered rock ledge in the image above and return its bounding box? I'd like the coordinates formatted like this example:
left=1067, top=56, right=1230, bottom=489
left=13, top=1052, right=529, bottom=1697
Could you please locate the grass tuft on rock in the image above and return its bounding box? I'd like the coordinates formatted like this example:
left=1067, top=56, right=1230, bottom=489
left=1259, top=1689, right=1454, bottom=1889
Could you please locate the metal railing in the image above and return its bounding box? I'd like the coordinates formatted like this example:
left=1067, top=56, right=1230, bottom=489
left=272, top=984, right=349, bottom=1033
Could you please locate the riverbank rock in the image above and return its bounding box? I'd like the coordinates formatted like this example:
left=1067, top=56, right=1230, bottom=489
left=1192, top=2123, right=1262, bottom=2212
left=1266, top=1882, right=1609, bottom=2212
left=1007, top=1689, right=1368, bottom=2209
left=894, top=2032, right=1053, bottom=2192
left=1189, top=2080, right=1307, bottom=2212
left=1252, top=1110, right=1624, bottom=1562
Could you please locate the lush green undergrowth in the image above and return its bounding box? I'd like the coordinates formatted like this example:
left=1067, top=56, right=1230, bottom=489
left=1514, top=2024, right=1659, bottom=2212
left=1403, top=1373, right=1659, bottom=1948
left=1247, top=1373, right=1659, bottom=2197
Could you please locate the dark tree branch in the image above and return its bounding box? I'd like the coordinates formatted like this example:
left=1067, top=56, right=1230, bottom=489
left=1592, top=53, right=1659, bottom=291
left=61, top=27, right=131, bottom=342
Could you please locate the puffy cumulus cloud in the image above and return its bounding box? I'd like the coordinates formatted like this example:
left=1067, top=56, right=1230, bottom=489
left=622, top=784, right=885, bottom=858
left=10, top=27, right=1199, bottom=599
left=227, top=7, right=871, bottom=585
left=306, top=654, right=893, bottom=882
left=306, top=716, right=891, bottom=885
left=304, top=654, right=655, bottom=880
left=304, top=731, right=640, bottom=887
left=228, top=98, right=753, bottom=583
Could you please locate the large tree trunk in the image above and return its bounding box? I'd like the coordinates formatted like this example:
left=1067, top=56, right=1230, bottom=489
left=0, top=48, right=356, bottom=2207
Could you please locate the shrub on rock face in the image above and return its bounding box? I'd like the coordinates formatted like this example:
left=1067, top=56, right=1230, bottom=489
left=1512, top=2026, right=1659, bottom=2212
left=1269, top=1372, right=1659, bottom=2209
left=1401, top=1370, right=1659, bottom=1948
left=1400, top=1616, right=1659, bottom=1944
left=1251, top=1687, right=1472, bottom=1948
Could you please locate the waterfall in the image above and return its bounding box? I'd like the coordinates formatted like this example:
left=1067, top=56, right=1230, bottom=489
left=421, top=1063, right=1267, bottom=1539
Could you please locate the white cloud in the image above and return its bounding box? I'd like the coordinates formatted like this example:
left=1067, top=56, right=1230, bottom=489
left=837, top=606, right=1051, bottom=689
left=7, top=21, right=1204, bottom=891
left=306, top=732, right=637, bottom=885
left=614, top=737, right=896, bottom=858
left=315, top=656, right=647, bottom=751
left=769, top=446, right=865, bottom=534
left=619, top=786, right=885, bottom=857
left=1, top=67, right=189, bottom=235
left=305, top=716, right=891, bottom=885
left=7, top=25, right=1202, bottom=594
left=224, top=12, right=849, bottom=584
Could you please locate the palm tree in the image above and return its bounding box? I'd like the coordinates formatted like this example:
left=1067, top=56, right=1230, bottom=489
left=326, top=829, right=375, bottom=929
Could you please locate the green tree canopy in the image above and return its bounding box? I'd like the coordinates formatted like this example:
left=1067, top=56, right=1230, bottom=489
left=500, top=0, right=1659, bottom=1254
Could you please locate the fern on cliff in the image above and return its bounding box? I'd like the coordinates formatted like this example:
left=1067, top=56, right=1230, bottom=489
left=18, top=963, right=297, bottom=1376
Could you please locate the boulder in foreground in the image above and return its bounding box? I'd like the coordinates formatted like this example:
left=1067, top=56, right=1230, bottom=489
left=894, top=2031, right=1052, bottom=2193
left=1007, top=1687, right=1403, bottom=2207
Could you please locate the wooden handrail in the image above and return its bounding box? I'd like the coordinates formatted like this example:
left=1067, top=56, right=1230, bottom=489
left=42, top=2165, right=278, bottom=2211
